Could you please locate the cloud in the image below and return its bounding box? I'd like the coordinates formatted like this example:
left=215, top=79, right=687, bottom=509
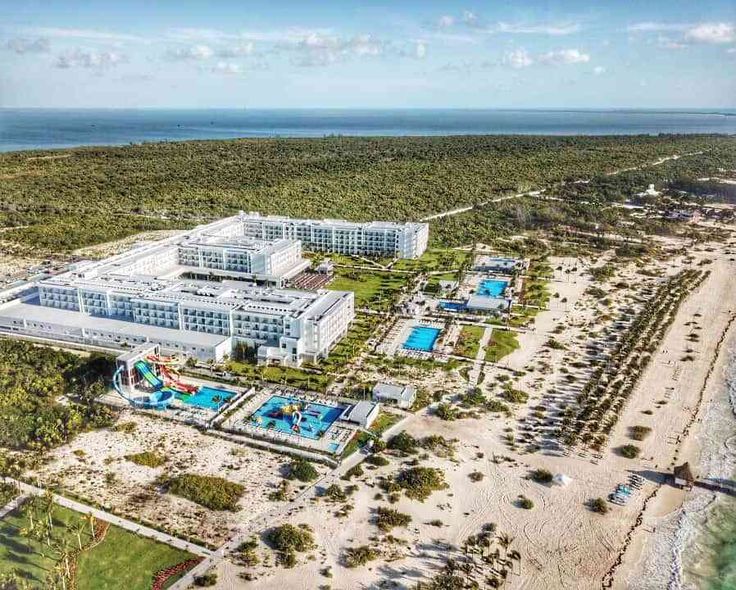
left=437, top=15, right=455, bottom=28
left=657, top=35, right=687, bottom=50
left=593, top=65, right=606, bottom=75
left=685, top=22, right=734, bottom=44
left=415, top=41, right=427, bottom=59
left=431, top=11, right=581, bottom=36
left=627, top=22, right=688, bottom=33
left=5, top=37, right=50, bottom=54
left=538, top=48, right=590, bottom=65
left=496, top=22, right=581, bottom=36
left=286, top=32, right=388, bottom=66
left=210, top=61, right=241, bottom=75
left=215, top=42, right=254, bottom=58
left=30, top=27, right=144, bottom=43
left=167, top=44, right=215, bottom=60
left=55, top=48, right=127, bottom=69
left=504, top=48, right=533, bottom=69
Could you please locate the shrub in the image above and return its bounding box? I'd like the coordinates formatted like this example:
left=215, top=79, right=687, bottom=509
left=434, top=403, right=458, bottom=421
left=266, top=524, right=315, bottom=553
left=501, top=386, right=528, bottom=404
left=590, top=498, right=609, bottom=514
left=287, top=458, right=319, bottom=482
left=629, top=425, right=652, bottom=441
left=387, top=432, right=419, bottom=454
left=125, top=451, right=166, bottom=468
left=322, top=484, right=347, bottom=503
left=343, top=545, right=380, bottom=568
left=394, top=466, right=448, bottom=501
left=468, top=471, right=484, bottom=482
left=165, top=473, right=245, bottom=511
left=375, top=507, right=412, bottom=531
left=517, top=495, right=534, bottom=509
left=365, top=454, right=390, bottom=467
left=342, top=465, right=364, bottom=481
left=529, top=469, right=553, bottom=484
left=193, top=572, right=218, bottom=586
left=618, top=445, right=641, bottom=459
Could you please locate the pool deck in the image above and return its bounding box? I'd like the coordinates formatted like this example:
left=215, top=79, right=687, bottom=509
left=376, top=317, right=447, bottom=359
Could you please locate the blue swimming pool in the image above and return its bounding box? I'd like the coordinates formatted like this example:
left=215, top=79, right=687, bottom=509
left=477, top=279, right=509, bottom=298
left=177, top=386, right=236, bottom=410
left=403, top=326, right=442, bottom=352
left=250, top=395, right=344, bottom=440
left=439, top=301, right=467, bottom=312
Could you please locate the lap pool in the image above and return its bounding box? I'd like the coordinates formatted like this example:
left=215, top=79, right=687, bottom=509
left=477, top=279, right=509, bottom=298
left=403, top=326, right=441, bottom=352
left=249, top=395, right=344, bottom=440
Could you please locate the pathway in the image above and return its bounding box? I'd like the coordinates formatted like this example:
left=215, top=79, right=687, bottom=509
left=0, top=493, right=28, bottom=520
left=467, top=326, right=492, bottom=388
left=1, top=477, right=213, bottom=558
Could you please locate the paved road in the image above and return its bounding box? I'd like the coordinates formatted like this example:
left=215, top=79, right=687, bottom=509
left=1, top=477, right=212, bottom=558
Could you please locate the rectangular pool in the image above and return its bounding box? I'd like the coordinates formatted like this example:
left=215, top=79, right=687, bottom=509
left=439, top=301, right=467, bottom=312
left=249, top=395, right=344, bottom=440
left=403, top=326, right=441, bottom=352
left=477, top=279, right=509, bottom=298
left=176, top=386, right=236, bottom=410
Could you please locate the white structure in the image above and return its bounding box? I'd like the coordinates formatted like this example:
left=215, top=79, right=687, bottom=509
left=373, top=382, right=416, bottom=409
left=340, top=400, right=380, bottom=428
left=239, top=212, right=429, bottom=259
left=0, top=216, right=354, bottom=366
left=473, top=255, right=527, bottom=274
left=466, top=294, right=512, bottom=312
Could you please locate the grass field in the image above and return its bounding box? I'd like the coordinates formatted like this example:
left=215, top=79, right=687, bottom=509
left=328, top=268, right=408, bottom=311
left=392, top=248, right=471, bottom=273
left=341, top=411, right=402, bottom=458
left=453, top=325, right=486, bottom=358
left=485, top=329, right=520, bottom=362
left=0, top=502, right=195, bottom=589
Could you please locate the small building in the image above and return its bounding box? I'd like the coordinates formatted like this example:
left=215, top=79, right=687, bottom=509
left=438, top=280, right=458, bottom=293
left=673, top=462, right=695, bottom=490
left=316, top=258, right=334, bottom=275
left=473, top=255, right=527, bottom=274
left=373, top=382, right=416, bottom=410
left=466, top=294, right=512, bottom=312
left=340, top=400, right=380, bottom=428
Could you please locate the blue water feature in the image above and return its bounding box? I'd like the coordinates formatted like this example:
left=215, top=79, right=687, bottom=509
left=477, top=279, right=509, bottom=298
left=250, top=395, right=344, bottom=441
left=176, top=386, right=236, bottom=410
left=439, top=301, right=467, bottom=312
left=403, top=326, right=442, bottom=352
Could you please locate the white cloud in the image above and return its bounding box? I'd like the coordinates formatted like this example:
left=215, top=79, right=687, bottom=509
left=211, top=61, right=241, bottom=75
left=496, top=22, right=581, bottom=36
left=685, top=22, right=734, bottom=44
left=216, top=42, right=254, bottom=58
left=593, top=65, right=606, bottom=75
left=5, top=37, right=50, bottom=54
left=537, top=48, right=590, bottom=65
left=627, top=22, right=688, bottom=33
left=437, top=15, right=455, bottom=28
left=504, top=48, right=533, bottom=69
left=167, top=44, right=215, bottom=60
left=657, top=35, right=687, bottom=50
left=415, top=41, right=427, bottom=59
left=728, top=47, right=736, bottom=54
left=30, top=27, right=144, bottom=43
left=55, top=48, right=127, bottom=69
left=286, top=32, right=388, bottom=66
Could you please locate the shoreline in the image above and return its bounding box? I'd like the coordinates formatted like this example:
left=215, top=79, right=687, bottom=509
left=612, top=300, right=736, bottom=588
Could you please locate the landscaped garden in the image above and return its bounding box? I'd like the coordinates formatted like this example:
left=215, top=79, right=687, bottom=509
left=485, top=330, right=520, bottom=362
left=0, top=500, right=197, bottom=590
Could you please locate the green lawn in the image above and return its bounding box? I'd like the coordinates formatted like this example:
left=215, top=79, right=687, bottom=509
left=485, top=329, right=520, bottom=362
left=392, top=248, right=471, bottom=273
left=77, top=525, right=194, bottom=590
left=453, top=325, right=485, bottom=358
left=341, top=411, right=402, bottom=458
left=0, top=502, right=195, bottom=590
left=327, top=269, right=408, bottom=311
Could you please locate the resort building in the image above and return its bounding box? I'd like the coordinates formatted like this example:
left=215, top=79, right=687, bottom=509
left=473, top=255, right=527, bottom=274
left=340, top=400, right=380, bottom=428
left=0, top=215, right=355, bottom=366
left=372, top=382, right=417, bottom=409
left=238, top=211, right=429, bottom=259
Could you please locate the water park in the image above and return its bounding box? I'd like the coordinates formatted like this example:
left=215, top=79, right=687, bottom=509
left=249, top=395, right=344, bottom=440
left=110, top=345, right=241, bottom=420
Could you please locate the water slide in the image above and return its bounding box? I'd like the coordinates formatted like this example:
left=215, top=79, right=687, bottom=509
left=113, top=366, right=173, bottom=409
left=145, top=355, right=199, bottom=395
left=292, top=411, right=303, bottom=433
left=134, top=361, right=163, bottom=390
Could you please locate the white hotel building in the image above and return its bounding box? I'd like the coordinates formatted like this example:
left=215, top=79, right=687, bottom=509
left=239, top=212, right=429, bottom=259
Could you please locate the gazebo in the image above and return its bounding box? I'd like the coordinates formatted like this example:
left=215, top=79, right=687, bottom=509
left=673, top=462, right=695, bottom=490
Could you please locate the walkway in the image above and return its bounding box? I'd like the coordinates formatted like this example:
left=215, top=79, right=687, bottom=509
left=467, top=326, right=492, bottom=388
left=0, top=493, right=28, bottom=520
left=1, top=477, right=213, bottom=558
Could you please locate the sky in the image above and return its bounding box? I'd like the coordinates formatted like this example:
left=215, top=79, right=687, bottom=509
left=0, top=0, right=734, bottom=109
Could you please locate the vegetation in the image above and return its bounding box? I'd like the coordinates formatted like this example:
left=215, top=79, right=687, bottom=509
left=1, top=135, right=733, bottom=254
left=0, top=341, right=115, bottom=451
left=618, top=445, right=641, bottom=459
left=393, top=466, right=448, bottom=501
left=286, top=458, right=319, bottom=483
left=590, top=498, right=610, bottom=515
left=125, top=451, right=166, bottom=468
left=164, top=474, right=245, bottom=511
left=265, top=524, right=315, bottom=553
left=629, top=425, right=653, bottom=441
left=529, top=469, right=554, bottom=484
left=485, top=330, right=520, bottom=362
left=342, top=545, right=380, bottom=568
left=375, top=507, right=412, bottom=531
left=453, top=325, right=485, bottom=358
left=387, top=431, right=419, bottom=454
left=517, top=495, right=534, bottom=509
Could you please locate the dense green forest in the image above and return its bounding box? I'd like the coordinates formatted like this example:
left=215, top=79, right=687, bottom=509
left=0, top=341, right=114, bottom=451
left=0, top=134, right=734, bottom=252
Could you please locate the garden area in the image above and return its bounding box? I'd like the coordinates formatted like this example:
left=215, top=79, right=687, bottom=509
left=0, top=499, right=197, bottom=590
left=485, top=330, right=520, bottom=363
left=453, top=325, right=486, bottom=358
left=327, top=268, right=409, bottom=311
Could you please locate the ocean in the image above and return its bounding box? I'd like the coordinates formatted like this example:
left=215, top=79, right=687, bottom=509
left=0, top=108, right=735, bottom=152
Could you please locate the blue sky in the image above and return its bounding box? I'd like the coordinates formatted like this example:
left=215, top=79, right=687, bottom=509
left=1, top=0, right=734, bottom=108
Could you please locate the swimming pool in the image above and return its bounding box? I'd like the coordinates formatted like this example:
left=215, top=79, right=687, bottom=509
left=477, top=279, right=509, bottom=298
left=176, top=386, right=236, bottom=410
left=439, top=301, right=467, bottom=312
left=249, top=395, right=344, bottom=440
left=403, top=326, right=441, bottom=352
